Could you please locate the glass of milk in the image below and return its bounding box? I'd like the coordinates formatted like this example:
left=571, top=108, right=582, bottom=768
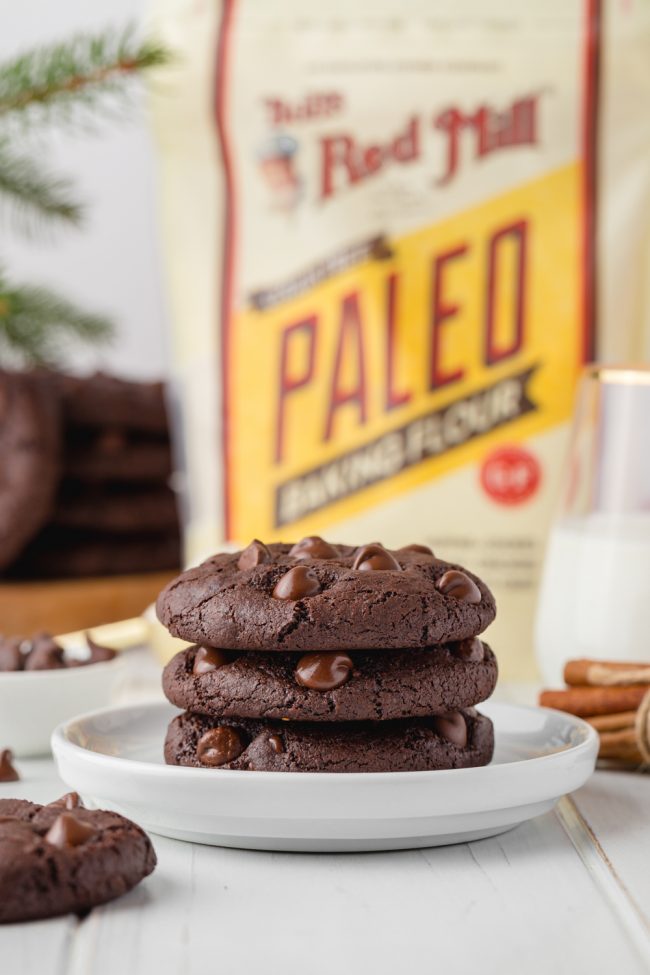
left=535, top=365, right=650, bottom=685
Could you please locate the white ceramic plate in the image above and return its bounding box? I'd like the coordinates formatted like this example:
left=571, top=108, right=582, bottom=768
left=51, top=700, right=598, bottom=852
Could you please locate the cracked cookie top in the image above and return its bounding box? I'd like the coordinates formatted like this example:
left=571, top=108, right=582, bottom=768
left=0, top=796, right=156, bottom=924
left=156, top=538, right=496, bottom=651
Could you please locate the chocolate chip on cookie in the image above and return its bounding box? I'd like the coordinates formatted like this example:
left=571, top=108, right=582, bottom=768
left=45, top=812, right=96, bottom=849
left=238, top=539, right=271, bottom=571
left=196, top=726, right=246, bottom=767
left=352, top=543, right=402, bottom=571
left=289, top=536, right=339, bottom=560
left=192, top=646, right=232, bottom=675
left=436, top=569, right=481, bottom=604
left=272, top=565, right=321, bottom=600
left=295, top=652, right=354, bottom=691
left=432, top=712, right=468, bottom=748
left=49, top=792, right=83, bottom=810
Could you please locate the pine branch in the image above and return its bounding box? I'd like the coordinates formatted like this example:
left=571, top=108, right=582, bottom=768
left=0, top=141, right=82, bottom=233
left=0, top=26, right=169, bottom=130
left=0, top=272, right=113, bottom=365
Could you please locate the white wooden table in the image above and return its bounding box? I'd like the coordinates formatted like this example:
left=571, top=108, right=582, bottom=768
left=3, top=680, right=650, bottom=975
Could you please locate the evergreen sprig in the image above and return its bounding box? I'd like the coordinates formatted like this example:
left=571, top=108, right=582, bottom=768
left=0, top=270, right=112, bottom=365
left=0, top=140, right=82, bottom=232
left=0, top=28, right=169, bottom=130
left=0, top=25, right=169, bottom=365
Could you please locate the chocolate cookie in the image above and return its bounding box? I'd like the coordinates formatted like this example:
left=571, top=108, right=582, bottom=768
left=164, top=708, right=494, bottom=773
left=65, top=433, right=172, bottom=482
left=58, top=372, right=168, bottom=434
left=10, top=527, right=181, bottom=578
left=54, top=484, right=179, bottom=533
left=0, top=371, right=60, bottom=569
left=0, top=797, right=156, bottom=923
left=162, top=641, right=498, bottom=722
left=157, top=540, right=496, bottom=650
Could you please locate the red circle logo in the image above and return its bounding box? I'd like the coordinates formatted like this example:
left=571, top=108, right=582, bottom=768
left=480, top=446, right=541, bottom=506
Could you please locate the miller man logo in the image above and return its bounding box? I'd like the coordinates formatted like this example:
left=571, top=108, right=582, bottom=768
left=318, top=93, right=541, bottom=198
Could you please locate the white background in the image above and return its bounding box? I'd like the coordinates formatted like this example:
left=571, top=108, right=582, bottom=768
left=2, top=0, right=167, bottom=378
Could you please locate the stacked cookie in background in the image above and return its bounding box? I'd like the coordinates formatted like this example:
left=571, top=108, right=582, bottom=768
left=0, top=372, right=61, bottom=573
left=8, top=372, right=181, bottom=579
left=158, top=539, right=498, bottom=773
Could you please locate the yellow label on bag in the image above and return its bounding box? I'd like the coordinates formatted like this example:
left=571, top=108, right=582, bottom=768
left=229, top=162, right=584, bottom=539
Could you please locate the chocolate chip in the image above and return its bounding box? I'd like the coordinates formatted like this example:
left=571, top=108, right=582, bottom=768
left=50, top=792, right=83, bottom=810
left=268, top=735, right=284, bottom=754
left=193, top=646, right=232, bottom=675
left=272, top=565, right=321, bottom=600
left=238, top=539, right=271, bottom=571
left=295, top=652, right=354, bottom=691
left=196, top=727, right=245, bottom=766
left=432, top=713, right=467, bottom=747
left=23, top=634, right=65, bottom=671
left=453, top=637, right=484, bottom=662
left=0, top=638, right=23, bottom=672
left=45, top=813, right=96, bottom=849
left=352, top=544, right=402, bottom=572
left=398, top=543, right=435, bottom=557
left=85, top=636, right=117, bottom=664
left=0, top=749, right=19, bottom=783
left=436, top=570, right=481, bottom=604
left=289, top=536, right=339, bottom=560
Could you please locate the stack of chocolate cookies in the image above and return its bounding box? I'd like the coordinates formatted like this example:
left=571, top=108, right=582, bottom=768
left=158, top=539, right=498, bottom=773
left=8, top=372, right=181, bottom=578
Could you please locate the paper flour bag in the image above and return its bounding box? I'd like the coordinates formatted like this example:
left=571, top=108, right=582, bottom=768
left=151, top=0, right=650, bottom=678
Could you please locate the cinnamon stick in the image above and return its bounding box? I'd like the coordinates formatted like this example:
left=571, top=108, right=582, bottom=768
left=539, top=685, right=649, bottom=717
left=597, top=728, right=642, bottom=763
left=564, top=659, right=650, bottom=687
left=585, top=711, right=637, bottom=732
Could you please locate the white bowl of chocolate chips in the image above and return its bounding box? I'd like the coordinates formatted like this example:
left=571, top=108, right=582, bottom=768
left=0, top=632, right=123, bottom=757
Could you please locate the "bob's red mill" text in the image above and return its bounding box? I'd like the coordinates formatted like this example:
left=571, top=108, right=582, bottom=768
left=264, top=91, right=541, bottom=194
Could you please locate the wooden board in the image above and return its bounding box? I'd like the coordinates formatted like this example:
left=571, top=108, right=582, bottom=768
left=0, top=572, right=176, bottom=635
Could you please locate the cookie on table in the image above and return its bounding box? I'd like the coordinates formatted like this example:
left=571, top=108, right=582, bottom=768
left=58, top=372, right=168, bottom=434
left=164, top=709, right=494, bottom=773
left=0, top=796, right=156, bottom=924
left=157, top=539, right=496, bottom=650
left=163, top=641, right=498, bottom=722
left=0, top=371, right=60, bottom=569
